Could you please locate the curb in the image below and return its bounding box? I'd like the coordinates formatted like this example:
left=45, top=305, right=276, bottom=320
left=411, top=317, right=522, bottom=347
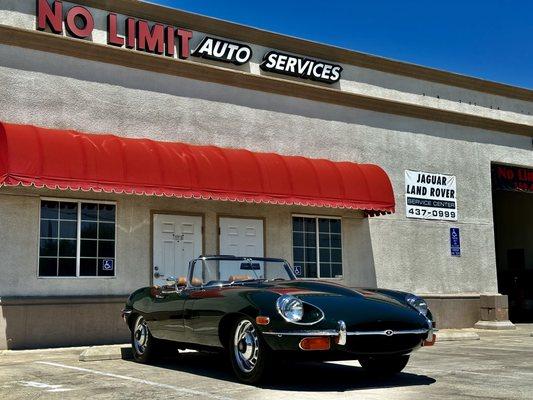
left=79, top=344, right=132, bottom=362
left=1, top=346, right=89, bottom=355
left=436, top=329, right=480, bottom=341
left=474, top=320, right=516, bottom=330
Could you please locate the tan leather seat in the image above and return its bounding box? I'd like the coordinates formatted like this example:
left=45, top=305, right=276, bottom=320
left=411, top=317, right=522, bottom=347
left=190, top=277, right=203, bottom=287
left=177, top=277, right=187, bottom=286
left=228, top=275, right=251, bottom=282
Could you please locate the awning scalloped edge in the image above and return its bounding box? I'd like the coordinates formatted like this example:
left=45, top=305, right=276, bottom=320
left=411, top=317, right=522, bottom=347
left=0, top=179, right=394, bottom=215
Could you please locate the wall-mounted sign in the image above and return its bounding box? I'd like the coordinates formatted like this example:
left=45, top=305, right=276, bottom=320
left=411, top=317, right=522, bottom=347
left=492, top=164, right=533, bottom=193
left=260, top=51, right=342, bottom=84
left=405, top=170, right=458, bottom=221
left=36, top=1, right=343, bottom=84
left=450, top=228, right=461, bottom=256
left=192, top=37, right=252, bottom=65
left=37, top=0, right=193, bottom=58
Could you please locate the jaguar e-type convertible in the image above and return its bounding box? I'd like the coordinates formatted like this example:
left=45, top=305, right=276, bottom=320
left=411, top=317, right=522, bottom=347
left=122, top=256, right=436, bottom=384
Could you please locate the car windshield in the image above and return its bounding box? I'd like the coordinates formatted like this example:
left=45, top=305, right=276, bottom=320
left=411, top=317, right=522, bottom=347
left=188, top=257, right=295, bottom=287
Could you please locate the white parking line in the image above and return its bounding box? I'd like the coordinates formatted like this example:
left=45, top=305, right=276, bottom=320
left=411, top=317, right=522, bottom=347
left=18, top=381, right=73, bottom=393
left=35, top=361, right=234, bottom=400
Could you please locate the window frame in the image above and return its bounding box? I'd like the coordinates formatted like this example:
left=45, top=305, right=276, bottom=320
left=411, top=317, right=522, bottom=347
left=37, top=197, right=117, bottom=279
left=291, top=214, right=343, bottom=279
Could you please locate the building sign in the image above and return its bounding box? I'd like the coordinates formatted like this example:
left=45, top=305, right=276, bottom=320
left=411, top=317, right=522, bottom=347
left=492, top=164, right=533, bottom=193
left=192, top=37, right=252, bottom=65
left=405, top=170, right=458, bottom=221
left=38, top=0, right=193, bottom=58
left=35, top=0, right=342, bottom=83
left=260, top=51, right=342, bottom=84
left=450, top=228, right=461, bottom=256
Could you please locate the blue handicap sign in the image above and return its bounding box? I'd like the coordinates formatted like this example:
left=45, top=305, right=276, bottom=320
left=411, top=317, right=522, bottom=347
left=102, top=259, right=114, bottom=271
left=293, top=265, right=302, bottom=276
left=450, top=228, right=461, bottom=257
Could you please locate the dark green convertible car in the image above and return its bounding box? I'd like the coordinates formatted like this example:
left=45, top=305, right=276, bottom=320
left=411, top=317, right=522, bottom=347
left=122, top=255, right=436, bottom=384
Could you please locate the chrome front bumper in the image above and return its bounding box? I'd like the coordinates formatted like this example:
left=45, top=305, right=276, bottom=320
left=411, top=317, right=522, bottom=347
left=262, top=320, right=433, bottom=346
left=121, top=308, right=132, bottom=324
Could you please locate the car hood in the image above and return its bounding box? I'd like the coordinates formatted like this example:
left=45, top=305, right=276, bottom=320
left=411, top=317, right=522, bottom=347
left=266, top=280, right=399, bottom=303
left=261, top=280, right=429, bottom=331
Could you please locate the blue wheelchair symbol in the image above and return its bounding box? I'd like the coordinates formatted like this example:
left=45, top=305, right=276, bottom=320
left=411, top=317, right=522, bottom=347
left=102, top=259, right=114, bottom=271
left=450, top=228, right=461, bottom=256
left=294, top=265, right=302, bottom=276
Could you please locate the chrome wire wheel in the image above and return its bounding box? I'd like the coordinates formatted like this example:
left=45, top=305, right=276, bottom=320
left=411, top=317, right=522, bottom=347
left=133, top=316, right=149, bottom=355
left=233, top=320, right=260, bottom=373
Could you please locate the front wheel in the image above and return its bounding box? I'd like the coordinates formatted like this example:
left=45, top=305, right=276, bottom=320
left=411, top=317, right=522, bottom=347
left=131, top=315, right=157, bottom=363
left=228, top=317, right=272, bottom=384
left=359, top=355, right=410, bottom=375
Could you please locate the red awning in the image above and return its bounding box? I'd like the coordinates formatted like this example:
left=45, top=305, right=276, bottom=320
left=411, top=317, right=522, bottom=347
left=0, top=122, right=395, bottom=214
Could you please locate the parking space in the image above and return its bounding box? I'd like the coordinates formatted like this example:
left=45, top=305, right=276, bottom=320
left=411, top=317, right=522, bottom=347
left=1, top=326, right=532, bottom=400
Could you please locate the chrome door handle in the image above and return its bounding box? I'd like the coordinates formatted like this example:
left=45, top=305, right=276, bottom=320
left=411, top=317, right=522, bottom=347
left=154, top=272, right=165, bottom=279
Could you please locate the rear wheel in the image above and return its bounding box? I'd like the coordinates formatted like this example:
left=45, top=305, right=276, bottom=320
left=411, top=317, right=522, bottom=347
left=359, top=355, right=410, bottom=375
left=228, top=317, right=272, bottom=384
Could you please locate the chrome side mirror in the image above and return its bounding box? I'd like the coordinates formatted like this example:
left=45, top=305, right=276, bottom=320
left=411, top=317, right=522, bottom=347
left=160, top=276, right=179, bottom=295
left=166, top=276, right=177, bottom=286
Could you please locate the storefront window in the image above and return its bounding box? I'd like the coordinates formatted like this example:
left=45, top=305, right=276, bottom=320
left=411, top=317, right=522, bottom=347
left=292, top=216, right=342, bottom=278
left=39, top=199, right=116, bottom=277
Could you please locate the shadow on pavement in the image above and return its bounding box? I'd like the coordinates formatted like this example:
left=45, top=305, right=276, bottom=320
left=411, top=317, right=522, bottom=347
left=131, top=351, right=436, bottom=392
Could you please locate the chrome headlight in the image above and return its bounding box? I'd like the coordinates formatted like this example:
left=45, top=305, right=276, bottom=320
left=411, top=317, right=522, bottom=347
left=276, top=294, right=304, bottom=323
left=406, top=294, right=428, bottom=316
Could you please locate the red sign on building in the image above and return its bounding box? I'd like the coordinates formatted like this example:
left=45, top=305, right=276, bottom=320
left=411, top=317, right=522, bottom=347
left=492, top=164, right=533, bottom=193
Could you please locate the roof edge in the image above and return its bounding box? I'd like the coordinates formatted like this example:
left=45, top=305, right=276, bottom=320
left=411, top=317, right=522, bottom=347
left=70, top=0, right=533, bottom=101
left=1, top=26, right=531, bottom=137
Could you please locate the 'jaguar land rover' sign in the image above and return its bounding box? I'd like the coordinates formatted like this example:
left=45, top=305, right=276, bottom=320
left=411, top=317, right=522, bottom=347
left=405, top=170, right=458, bottom=221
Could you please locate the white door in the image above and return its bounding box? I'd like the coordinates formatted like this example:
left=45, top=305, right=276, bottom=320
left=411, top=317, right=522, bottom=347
left=153, top=214, right=202, bottom=286
left=219, top=217, right=264, bottom=279
left=219, top=217, right=264, bottom=257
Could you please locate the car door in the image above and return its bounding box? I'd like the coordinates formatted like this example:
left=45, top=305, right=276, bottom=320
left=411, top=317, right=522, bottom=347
left=183, top=286, right=227, bottom=347
left=144, top=288, right=189, bottom=342
left=182, top=258, right=228, bottom=347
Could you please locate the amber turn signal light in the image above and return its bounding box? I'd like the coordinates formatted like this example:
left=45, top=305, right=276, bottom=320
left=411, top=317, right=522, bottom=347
left=423, top=333, right=436, bottom=346
left=255, top=316, right=270, bottom=325
left=299, top=337, right=331, bottom=351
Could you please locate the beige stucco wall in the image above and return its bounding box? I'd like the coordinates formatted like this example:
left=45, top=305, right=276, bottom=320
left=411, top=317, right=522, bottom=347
left=1, top=0, right=533, bottom=123
left=0, top=0, right=532, bottom=304
left=0, top=187, right=370, bottom=297
left=0, top=43, right=531, bottom=299
left=0, top=297, right=129, bottom=349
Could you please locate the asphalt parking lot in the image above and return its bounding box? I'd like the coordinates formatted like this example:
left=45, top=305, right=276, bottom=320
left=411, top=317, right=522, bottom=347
left=1, top=325, right=532, bottom=400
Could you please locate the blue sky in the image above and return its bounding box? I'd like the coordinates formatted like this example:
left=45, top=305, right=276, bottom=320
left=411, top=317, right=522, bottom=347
left=147, top=0, right=533, bottom=89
